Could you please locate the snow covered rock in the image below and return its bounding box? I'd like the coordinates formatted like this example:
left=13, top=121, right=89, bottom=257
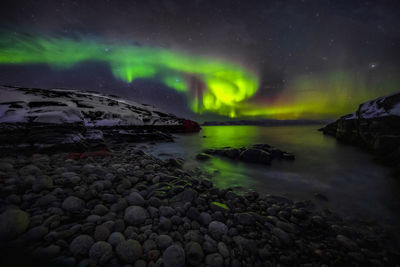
left=0, top=85, right=200, bottom=152
left=320, top=91, right=400, bottom=169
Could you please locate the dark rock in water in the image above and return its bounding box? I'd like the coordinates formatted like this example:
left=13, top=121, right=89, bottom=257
left=202, top=143, right=294, bottom=166
left=240, top=148, right=271, bottom=165
left=196, top=153, right=211, bottom=161
left=319, top=91, right=400, bottom=170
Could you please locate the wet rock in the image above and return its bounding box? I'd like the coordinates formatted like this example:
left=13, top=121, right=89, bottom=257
left=337, top=235, right=359, bottom=251
left=156, top=234, right=173, bottom=250
left=0, top=208, right=30, bottom=240
left=163, top=245, right=185, bottom=267
left=205, top=253, right=224, bottom=267
left=196, top=153, right=211, bottom=161
left=208, top=221, right=228, bottom=240
left=187, top=207, right=201, bottom=222
left=26, top=225, right=48, bottom=241
left=89, top=241, right=113, bottom=264
left=185, top=241, right=204, bottom=266
left=116, top=239, right=143, bottom=263
left=272, top=227, right=291, bottom=245
left=93, top=204, right=109, bottom=216
left=240, top=148, right=271, bottom=165
left=124, top=206, right=148, bottom=225
left=70, top=235, right=94, bottom=257
left=210, top=202, right=229, bottom=213
left=62, top=196, right=85, bottom=213
left=217, top=242, right=230, bottom=258
left=108, top=232, right=125, bottom=247
left=127, top=192, right=146, bottom=206
left=94, top=225, right=111, bottom=241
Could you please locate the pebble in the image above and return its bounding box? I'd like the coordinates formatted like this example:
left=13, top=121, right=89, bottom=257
left=116, top=239, right=143, bottom=263
left=0, top=208, right=30, bottom=240
left=163, top=245, right=185, bottom=267
left=208, top=221, right=228, bottom=240
left=124, top=206, right=148, bottom=225
left=62, top=196, right=85, bottom=213
left=156, top=234, right=173, bottom=250
left=185, top=242, right=204, bottom=266
left=70, top=235, right=94, bottom=257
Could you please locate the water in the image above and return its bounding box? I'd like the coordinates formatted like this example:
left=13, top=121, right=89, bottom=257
left=145, top=125, right=400, bottom=229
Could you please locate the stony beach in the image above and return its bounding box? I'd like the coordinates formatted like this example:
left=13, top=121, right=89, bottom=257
left=0, top=142, right=399, bottom=267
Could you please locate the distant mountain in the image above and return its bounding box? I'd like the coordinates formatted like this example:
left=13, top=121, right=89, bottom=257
left=202, top=119, right=326, bottom=126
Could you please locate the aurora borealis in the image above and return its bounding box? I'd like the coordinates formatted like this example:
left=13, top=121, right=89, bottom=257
left=0, top=0, right=399, bottom=120
left=0, top=32, right=259, bottom=118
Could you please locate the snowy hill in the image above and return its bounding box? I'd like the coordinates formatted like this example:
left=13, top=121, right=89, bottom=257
left=0, top=85, right=200, bottom=153
left=0, top=85, right=191, bottom=127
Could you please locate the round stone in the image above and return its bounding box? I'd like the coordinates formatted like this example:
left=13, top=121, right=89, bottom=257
left=126, top=192, right=145, bottom=206
left=93, top=204, right=109, bottom=216
left=185, top=242, right=204, bottom=266
left=116, top=239, right=142, bottom=263
left=62, top=196, right=85, bottom=213
left=124, top=206, right=148, bottom=225
left=69, top=235, right=94, bottom=257
left=94, top=225, right=111, bottom=241
left=205, top=253, right=224, bottom=267
left=208, top=221, right=228, bottom=240
left=89, top=241, right=113, bottom=264
left=0, top=208, right=29, bottom=240
left=156, top=234, right=173, bottom=250
left=108, top=232, right=126, bottom=247
left=163, top=245, right=185, bottom=267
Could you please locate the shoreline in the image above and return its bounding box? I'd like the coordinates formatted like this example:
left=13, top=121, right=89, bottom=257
left=0, top=143, right=399, bottom=266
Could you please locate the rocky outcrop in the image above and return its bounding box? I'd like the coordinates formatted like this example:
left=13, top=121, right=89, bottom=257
left=0, top=85, right=200, bottom=153
left=199, top=144, right=295, bottom=165
left=320, top=92, right=400, bottom=170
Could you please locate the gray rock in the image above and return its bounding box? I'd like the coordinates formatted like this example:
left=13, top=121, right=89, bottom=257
left=108, top=232, right=126, bottom=247
left=124, top=206, right=148, bottom=225
left=134, top=259, right=147, bottom=267
left=93, top=204, right=109, bottom=216
left=187, top=207, right=201, bottom=223
left=94, top=225, right=111, bottom=241
left=156, top=234, right=173, bottom=250
left=127, top=192, right=146, bottom=206
left=89, top=241, right=113, bottom=264
left=337, top=235, right=358, bottom=251
left=26, top=225, right=48, bottom=241
left=0, top=208, right=29, bottom=240
left=116, top=239, right=143, bottom=263
left=62, top=196, right=85, bottom=213
left=272, top=227, right=291, bottom=245
left=70, top=235, right=94, bottom=257
left=159, top=206, right=176, bottom=217
left=143, top=239, right=157, bottom=253
left=237, top=213, right=255, bottom=225
left=217, top=242, right=230, bottom=258
left=185, top=242, right=204, bottom=266
left=159, top=216, right=172, bottom=230
left=205, top=253, right=224, bottom=267
left=148, top=197, right=161, bottom=207
left=32, top=176, right=53, bottom=192
left=163, top=245, right=185, bottom=267
left=200, top=212, right=212, bottom=225
left=208, top=221, right=228, bottom=240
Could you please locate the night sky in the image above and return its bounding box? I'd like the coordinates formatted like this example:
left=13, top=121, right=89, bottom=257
left=0, top=0, right=400, bottom=121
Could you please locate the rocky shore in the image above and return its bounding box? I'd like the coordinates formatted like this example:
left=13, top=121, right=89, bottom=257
left=0, top=144, right=399, bottom=267
left=319, top=91, right=400, bottom=175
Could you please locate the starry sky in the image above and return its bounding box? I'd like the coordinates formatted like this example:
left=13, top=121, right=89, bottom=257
left=0, top=0, right=400, bottom=121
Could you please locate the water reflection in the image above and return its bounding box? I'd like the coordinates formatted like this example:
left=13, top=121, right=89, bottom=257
left=148, top=125, right=400, bottom=229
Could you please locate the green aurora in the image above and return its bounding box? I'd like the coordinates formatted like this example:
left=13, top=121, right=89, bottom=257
left=0, top=33, right=399, bottom=119
left=0, top=33, right=258, bottom=118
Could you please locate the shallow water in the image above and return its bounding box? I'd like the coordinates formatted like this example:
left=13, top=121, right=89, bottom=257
left=146, top=125, right=400, bottom=229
